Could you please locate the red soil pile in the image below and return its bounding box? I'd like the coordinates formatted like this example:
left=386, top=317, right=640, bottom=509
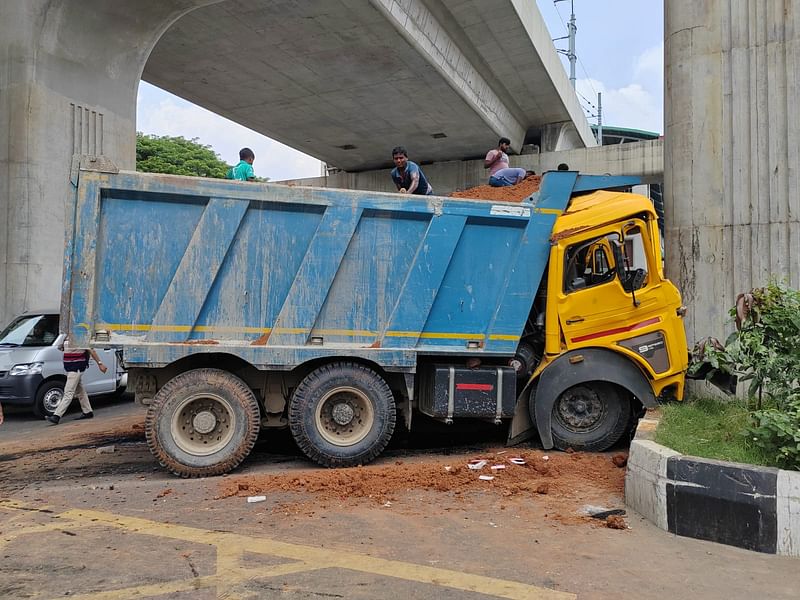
left=218, top=449, right=624, bottom=525
left=450, top=175, right=542, bottom=203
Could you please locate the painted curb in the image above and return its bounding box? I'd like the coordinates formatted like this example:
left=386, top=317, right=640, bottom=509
left=625, top=416, right=800, bottom=556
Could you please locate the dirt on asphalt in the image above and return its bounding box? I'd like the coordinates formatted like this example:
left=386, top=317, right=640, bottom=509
left=220, top=449, right=625, bottom=528
left=1, top=407, right=626, bottom=530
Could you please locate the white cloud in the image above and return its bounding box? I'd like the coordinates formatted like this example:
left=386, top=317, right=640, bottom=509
left=136, top=83, right=323, bottom=181
left=576, top=44, right=663, bottom=134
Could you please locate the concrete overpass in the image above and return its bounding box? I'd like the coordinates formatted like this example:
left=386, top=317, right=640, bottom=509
left=1, top=0, right=594, bottom=326
left=282, top=139, right=664, bottom=193
left=2, top=0, right=799, bottom=350
left=143, top=0, right=595, bottom=171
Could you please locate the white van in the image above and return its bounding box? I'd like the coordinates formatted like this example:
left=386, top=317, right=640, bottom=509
left=0, top=310, right=127, bottom=416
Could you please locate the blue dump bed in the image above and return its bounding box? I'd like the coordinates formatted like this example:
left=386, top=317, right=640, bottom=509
left=62, top=165, right=624, bottom=371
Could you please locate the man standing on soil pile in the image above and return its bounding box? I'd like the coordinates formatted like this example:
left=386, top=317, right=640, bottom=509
left=391, top=146, right=432, bottom=195
left=485, top=137, right=511, bottom=178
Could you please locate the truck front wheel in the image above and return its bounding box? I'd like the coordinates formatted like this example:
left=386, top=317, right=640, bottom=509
left=550, top=382, right=630, bottom=452
left=145, top=368, right=260, bottom=477
left=289, top=362, right=396, bottom=467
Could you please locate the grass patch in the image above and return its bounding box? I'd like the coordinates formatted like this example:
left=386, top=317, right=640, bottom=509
left=655, top=396, right=775, bottom=467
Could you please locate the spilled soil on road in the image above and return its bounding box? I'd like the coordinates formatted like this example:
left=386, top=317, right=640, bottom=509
left=219, top=448, right=626, bottom=527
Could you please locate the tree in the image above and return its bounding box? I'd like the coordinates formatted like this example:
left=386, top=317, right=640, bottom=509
left=136, top=133, right=230, bottom=178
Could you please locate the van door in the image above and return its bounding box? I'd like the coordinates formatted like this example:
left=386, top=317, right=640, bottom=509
left=81, top=349, right=118, bottom=395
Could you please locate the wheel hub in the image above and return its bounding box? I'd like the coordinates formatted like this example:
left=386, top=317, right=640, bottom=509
left=192, top=410, right=217, bottom=434
left=557, top=388, right=603, bottom=430
left=315, top=386, right=375, bottom=447
left=170, top=393, right=236, bottom=457
left=331, top=402, right=355, bottom=425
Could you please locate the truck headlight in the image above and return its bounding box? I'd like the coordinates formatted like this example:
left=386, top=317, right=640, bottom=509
left=9, top=362, right=44, bottom=376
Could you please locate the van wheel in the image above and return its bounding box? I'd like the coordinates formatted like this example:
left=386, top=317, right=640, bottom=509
left=145, top=369, right=260, bottom=478
left=550, top=382, right=630, bottom=452
left=289, top=362, right=396, bottom=468
left=34, top=380, right=65, bottom=417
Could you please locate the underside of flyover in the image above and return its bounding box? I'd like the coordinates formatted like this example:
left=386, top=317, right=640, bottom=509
left=142, top=0, right=595, bottom=171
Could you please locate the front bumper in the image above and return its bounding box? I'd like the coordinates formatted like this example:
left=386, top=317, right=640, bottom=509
left=0, top=372, right=44, bottom=406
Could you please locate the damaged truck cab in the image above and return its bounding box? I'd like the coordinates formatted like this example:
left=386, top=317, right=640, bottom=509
left=513, top=185, right=688, bottom=451
left=62, top=159, right=687, bottom=477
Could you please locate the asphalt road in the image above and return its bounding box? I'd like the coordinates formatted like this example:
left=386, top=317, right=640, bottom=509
left=1, top=400, right=798, bottom=599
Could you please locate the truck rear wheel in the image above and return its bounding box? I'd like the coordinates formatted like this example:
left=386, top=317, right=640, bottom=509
left=550, top=382, right=630, bottom=452
left=145, top=368, right=260, bottom=478
left=289, top=362, right=396, bottom=467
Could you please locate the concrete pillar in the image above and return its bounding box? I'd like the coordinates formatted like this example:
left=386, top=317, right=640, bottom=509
left=0, top=0, right=217, bottom=326
left=665, top=1, right=800, bottom=344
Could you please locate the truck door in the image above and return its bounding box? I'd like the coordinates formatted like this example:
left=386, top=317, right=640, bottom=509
left=556, top=220, right=668, bottom=366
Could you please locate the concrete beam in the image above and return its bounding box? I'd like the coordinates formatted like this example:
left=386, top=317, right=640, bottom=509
left=370, top=0, right=526, bottom=148
left=280, top=140, right=664, bottom=194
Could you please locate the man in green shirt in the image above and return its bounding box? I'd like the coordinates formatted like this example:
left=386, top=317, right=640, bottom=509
left=228, top=147, right=256, bottom=181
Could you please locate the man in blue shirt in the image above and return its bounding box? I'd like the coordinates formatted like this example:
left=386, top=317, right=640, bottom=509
left=390, top=146, right=432, bottom=195
left=228, top=147, right=256, bottom=181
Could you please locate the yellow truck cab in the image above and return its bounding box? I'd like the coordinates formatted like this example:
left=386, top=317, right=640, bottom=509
left=516, top=187, right=688, bottom=451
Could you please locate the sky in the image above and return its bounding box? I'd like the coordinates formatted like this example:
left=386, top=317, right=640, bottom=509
left=135, top=0, right=664, bottom=180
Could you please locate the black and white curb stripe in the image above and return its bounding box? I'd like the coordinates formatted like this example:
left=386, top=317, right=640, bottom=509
left=625, top=418, right=800, bottom=556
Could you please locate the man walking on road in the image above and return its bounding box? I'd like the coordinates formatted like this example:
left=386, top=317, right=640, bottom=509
left=46, top=341, right=107, bottom=425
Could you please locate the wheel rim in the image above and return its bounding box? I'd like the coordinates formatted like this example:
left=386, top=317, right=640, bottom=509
left=553, top=385, right=606, bottom=433
left=43, top=388, right=63, bottom=412
left=170, top=393, right=236, bottom=456
left=315, top=386, right=374, bottom=446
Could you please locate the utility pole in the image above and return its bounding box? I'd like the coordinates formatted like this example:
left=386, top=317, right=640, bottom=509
left=597, top=92, right=603, bottom=145
left=554, top=0, right=577, bottom=88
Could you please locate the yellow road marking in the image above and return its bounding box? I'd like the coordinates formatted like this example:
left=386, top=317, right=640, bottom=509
left=0, top=500, right=574, bottom=600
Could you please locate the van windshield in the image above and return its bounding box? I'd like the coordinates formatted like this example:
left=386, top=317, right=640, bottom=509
left=0, top=315, right=59, bottom=347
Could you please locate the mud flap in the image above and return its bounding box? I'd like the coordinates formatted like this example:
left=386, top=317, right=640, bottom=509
left=506, top=384, right=536, bottom=446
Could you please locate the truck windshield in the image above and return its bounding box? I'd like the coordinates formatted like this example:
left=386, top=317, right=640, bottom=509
left=0, top=314, right=59, bottom=347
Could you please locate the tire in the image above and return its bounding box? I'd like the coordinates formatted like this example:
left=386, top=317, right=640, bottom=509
left=550, top=382, right=630, bottom=452
left=145, top=368, right=260, bottom=478
left=33, top=380, right=65, bottom=417
left=289, top=362, right=396, bottom=468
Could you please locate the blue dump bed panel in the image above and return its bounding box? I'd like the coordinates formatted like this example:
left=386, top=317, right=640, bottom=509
left=62, top=169, right=579, bottom=370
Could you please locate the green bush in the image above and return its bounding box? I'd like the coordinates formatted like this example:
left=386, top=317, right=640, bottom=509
left=747, top=394, right=800, bottom=469
left=690, top=281, right=800, bottom=470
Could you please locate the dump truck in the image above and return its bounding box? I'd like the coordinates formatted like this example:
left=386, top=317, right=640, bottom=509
left=61, top=157, right=688, bottom=477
